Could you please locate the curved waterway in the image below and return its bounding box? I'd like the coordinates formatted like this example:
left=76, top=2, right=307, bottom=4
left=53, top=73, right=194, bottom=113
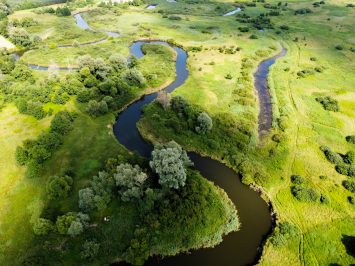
left=113, top=41, right=272, bottom=266
left=254, top=48, right=287, bottom=137
left=13, top=12, right=285, bottom=264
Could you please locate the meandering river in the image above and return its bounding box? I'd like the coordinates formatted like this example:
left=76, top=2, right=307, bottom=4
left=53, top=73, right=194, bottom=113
left=113, top=41, right=273, bottom=266
left=13, top=12, right=287, bottom=265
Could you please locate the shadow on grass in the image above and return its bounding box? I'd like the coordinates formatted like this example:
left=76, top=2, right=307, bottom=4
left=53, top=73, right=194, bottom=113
left=341, top=234, right=355, bottom=257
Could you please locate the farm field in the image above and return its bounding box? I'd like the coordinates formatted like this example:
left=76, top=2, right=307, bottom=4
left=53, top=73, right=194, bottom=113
left=0, top=0, right=354, bottom=265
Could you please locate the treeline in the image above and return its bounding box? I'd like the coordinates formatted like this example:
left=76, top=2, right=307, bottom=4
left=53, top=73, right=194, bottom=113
left=0, top=50, right=147, bottom=119
left=16, top=111, right=76, bottom=178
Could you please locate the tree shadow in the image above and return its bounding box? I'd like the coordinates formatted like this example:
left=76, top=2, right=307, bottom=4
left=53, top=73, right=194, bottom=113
left=341, top=234, right=355, bottom=257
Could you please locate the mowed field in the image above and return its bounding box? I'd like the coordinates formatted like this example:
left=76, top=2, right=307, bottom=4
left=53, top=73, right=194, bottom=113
left=0, top=0, right=354, bottom=265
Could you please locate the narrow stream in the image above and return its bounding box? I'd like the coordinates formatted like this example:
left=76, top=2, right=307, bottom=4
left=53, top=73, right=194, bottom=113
left=113, top=41, right=272, bottom=266
left=254, top=48, right=287, bottom=137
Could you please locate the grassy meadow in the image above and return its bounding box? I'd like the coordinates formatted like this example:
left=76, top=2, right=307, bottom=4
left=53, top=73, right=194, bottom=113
left=0, top=0, right=354, bottom=265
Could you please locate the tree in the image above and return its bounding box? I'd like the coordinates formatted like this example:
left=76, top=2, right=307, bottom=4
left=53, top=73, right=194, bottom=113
left=67, top=220, right=83, bottom=236
left=15, top=146, right=28, bottom=165
left=81, top=240, right=100, bottom=259
left=114, top=164, right=148, bottom=201
left=121, top=68, right=145, bottom=87
left=46, top=175, right=73, bottom=199
left=109, top=53, right=127, bottom=71
left=8, top=27, right=32, bottom=47
left=86, top=100, right=108, bottom=117
left=195, top=112, right=213, bottom=134
left=150, top=141, right=192, bottom=190
left=56, top=212, right=89, bottom=236
left=50, top=111, right=74, bottom=135
left=78, top=187, right=95, bottom=211
left=33, top=218, right=54, bottom=236
left=171, top=96, right=189, bottom=116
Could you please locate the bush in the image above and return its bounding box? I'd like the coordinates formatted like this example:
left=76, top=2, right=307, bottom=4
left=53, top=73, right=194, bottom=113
left=321, top=146, right=343, bottom=164
left=346, top=135, right=355, bottom=144
left=56, top=212, right=89, bottom=236
left=171, top=96, right=189, bottom=117
left=344, top=151, right=354, bottom=164
left=50, top=111, right=74, bottom=135
left=33, top=218, right=54, bottom=236
left=335, top=164, right=355, bottom=177
left=291, top=185, right=320, bottom=202
left=335, top=45, right=343, bottom=50
left=168, top=15, right=182, bottom=20
left=121, top=68, right=145, bottom=87
left=26, top=160, right=41, bottom=178
left=348, top=196, right=355, bottom=204
left=270, top=221, right=298, bottom=246
left=86, top=100, right=108, bottom=117
left=320, top=194, right=330, bottom=204
left=342, top=180, right=355, bottom=193
left=250, top=34, right=258, bottom=39
left=56, top=6, right=71, bottom=16
left=81, top=240, right=100, bottom=259
left=291, top=174, right=305, bottom=185
left=46, top=175, right=73, bottom=199
left=195, top=112, right=213, bottom=134
left=316, top=96, right=339, bottom=111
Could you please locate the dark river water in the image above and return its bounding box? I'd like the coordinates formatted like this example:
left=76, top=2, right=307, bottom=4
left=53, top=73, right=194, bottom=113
left=254, top=48, right=287, bottom=137
left=113, top=41, right=274, bottom=266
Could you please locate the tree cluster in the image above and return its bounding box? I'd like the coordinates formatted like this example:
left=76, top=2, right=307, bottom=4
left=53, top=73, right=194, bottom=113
left=76, top=53, right=145, bottom=117
left=15, top=111, right=75, bottom=178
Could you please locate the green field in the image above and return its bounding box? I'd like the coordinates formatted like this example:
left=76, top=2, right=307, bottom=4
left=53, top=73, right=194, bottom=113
left=0, top=0, right=354, bottom=265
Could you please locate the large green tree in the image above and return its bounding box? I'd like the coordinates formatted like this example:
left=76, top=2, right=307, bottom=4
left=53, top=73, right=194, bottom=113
left=150, top=141, right=192, bottom=190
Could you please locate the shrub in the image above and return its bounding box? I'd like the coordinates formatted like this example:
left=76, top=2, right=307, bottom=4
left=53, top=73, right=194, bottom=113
left=342, top=180, right=355, bottom=193
left=26, top=160, right=41, bottom=178
left=46, top=175, right=73, bottom=199
left=33, top=218, right=54, bottom=236
left=291, top=186, right=320, bottom=202
left=168, top=15, right=182, bottom=20
left=335, top=45, right=343, bottom=50
left=56, top=212, right=89, bottom=236
left=50, top=111, right=74, bottom=135
left=316, top=96, right=339, bottom=112
left=81, top=240, right=100, bottom=259
left=319, top=175, right=328, bottom=180
left=320, top=194, right=330, bottom=204
left=171, top=96, right=189, bottom=117
left=348, top=196, right=355, bottom=204
left=280, top=25, right=289, bottom=30
left=86, top=100, right=108, bottom=117
left=321, top=146, right=343, bottom=164
left=346, top=135, right=355, bottom=144
left=195, top=112, right=213, bottom=134
left=335, top=164, right=355, bottom=177
left=344, top=151, right=355, bottom=164
left=238, top=27, right=249, bottom=32
left=121, top=68, right=145, bottom=87
left=291, top=175, right=305, bottom=185
left=250, top=34, right=258, bottom=39
left=56, top=6, right=71, bottom=16
left=270, top=221, right=298, bottom=246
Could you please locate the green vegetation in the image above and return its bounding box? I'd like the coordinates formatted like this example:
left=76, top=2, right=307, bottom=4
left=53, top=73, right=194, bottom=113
left=0, top=0, right=354, bottom=265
